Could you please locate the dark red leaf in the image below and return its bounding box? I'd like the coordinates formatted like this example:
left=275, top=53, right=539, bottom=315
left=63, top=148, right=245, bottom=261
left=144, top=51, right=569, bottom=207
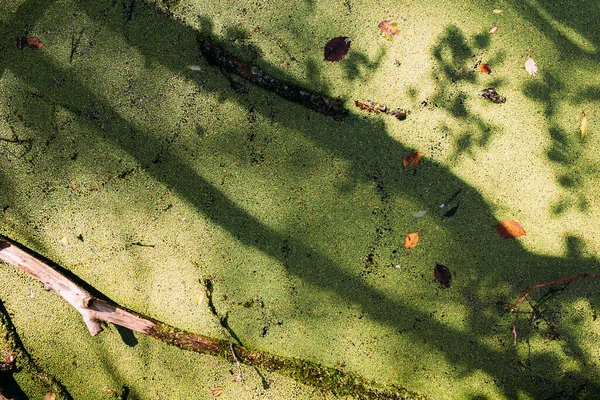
left=324, top=37, right=350, bottom=62
left=434, top=263, right=451, bottom=288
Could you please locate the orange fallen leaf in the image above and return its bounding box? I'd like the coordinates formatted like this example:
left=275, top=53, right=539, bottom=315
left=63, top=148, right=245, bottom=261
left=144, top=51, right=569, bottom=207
left=44, top=393, right=56, bottom=400
left=378, top=20, right=400, bottom=40
left=496, top=220, right=526, bottom=239
left=211, top=388, right=223, bottom=397
left=489, top=26, right=498, bottom=34
left=478, top=63, right=491, bottom=74
left=403, top=151, right=423, bottom=168
left=404, top=232, right=420, bottom=249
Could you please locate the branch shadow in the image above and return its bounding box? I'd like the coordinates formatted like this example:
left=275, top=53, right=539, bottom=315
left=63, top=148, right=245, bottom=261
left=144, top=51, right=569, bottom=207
left=1, top=1, right=599, bottom=399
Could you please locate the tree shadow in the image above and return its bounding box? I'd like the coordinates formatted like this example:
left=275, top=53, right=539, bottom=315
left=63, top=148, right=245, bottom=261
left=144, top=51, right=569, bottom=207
left=430, top=25, right=505, bottom=158
left=1, top=1, right=599, bottom=399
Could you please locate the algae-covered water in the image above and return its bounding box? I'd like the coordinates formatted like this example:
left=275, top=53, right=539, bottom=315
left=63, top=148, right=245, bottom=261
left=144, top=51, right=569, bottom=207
left=1, top=0, right=599, bottom=398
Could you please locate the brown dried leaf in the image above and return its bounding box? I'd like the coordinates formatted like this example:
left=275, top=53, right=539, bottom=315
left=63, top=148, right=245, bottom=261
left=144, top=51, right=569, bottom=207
left=480, top=88, right=506, bottom=103
left=378, top=20, right=400, bottom=40
left=496, top=220, right=526, bottom=239
left=434, top=263, right=451, bottom=288
left=489, top=26, right=499, bottom=34
left=324, top=37, right=350, bottom=62
left=402, top=152, right=423, bottom=168
left=3, top=353, right=15, bottom=365
left=44, top=393, right=56, bottom=400
left=26, top=37, right=44, bottom=49
left=404, top=232, right=420, bottom=249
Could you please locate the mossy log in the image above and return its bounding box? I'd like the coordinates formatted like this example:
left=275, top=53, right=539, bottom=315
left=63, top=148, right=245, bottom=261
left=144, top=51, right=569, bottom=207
left=0, top=235, right=426, bottom=399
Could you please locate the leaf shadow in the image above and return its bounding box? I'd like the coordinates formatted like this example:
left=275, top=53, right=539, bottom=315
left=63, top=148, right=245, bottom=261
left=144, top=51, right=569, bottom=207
left=0, top=1, right=599, bottom=399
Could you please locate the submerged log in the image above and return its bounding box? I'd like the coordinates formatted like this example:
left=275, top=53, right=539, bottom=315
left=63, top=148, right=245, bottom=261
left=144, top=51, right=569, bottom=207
left=199, top=38, right=348, bottom=120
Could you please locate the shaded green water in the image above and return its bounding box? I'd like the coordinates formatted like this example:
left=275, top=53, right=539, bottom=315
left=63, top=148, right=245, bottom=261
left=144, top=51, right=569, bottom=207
left=1, top=0, right=599, bottom=398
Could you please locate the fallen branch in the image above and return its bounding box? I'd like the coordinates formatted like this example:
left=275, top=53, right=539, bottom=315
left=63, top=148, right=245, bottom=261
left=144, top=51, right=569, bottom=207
left=511, top=273, right=600, bottom=372
left=199, top=38, right=347, bottom=120
left=0, top=235, right=425, bottom=399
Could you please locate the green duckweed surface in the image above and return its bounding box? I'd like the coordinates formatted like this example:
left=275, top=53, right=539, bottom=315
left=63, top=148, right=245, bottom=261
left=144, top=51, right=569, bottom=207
left=1, top=0, right=599, bottom=398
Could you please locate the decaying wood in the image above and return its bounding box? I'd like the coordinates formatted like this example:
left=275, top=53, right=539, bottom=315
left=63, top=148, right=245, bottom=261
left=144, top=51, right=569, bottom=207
left=0, top=234, right=425, bottom=399
left=354, top=100, right=410, bottom=120
left=199, top=38, right=348, bottom=120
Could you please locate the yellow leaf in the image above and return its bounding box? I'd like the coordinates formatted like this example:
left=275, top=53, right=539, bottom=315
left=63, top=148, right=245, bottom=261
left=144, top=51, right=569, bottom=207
left=404, top=232, right=420, bottom=249
left=581, top=113, right=588, bottom=141
left=212, top=388, right=223, bottom=397
left=492, top=9, right=502, bottom=13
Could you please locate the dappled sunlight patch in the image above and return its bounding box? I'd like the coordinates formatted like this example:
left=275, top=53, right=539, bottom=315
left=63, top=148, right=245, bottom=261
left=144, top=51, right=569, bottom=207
left=1, top=0, right=600, bottom=398
left=522, top=0, right=597, bottom=54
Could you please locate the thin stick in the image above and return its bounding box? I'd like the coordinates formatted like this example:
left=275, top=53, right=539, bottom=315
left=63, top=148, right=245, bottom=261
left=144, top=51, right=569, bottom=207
left=511, top=273, right=600, bottom=371
left=223, top=328, right=243, bottom=382
left=202, top=279, right=243, bottom=382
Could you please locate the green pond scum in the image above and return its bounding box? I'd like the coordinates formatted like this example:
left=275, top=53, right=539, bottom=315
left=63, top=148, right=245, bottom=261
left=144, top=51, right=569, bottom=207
left=1, top=0, right=599, bottom=398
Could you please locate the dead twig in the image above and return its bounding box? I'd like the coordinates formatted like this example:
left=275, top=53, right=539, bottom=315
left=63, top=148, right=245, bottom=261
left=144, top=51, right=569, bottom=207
left=224, top=328, right=243, bottom=382
left=202, top=279, right=243, bottom=382
left=511, top=273, right=600, bottom=372
left=199, top=38, right=347, bottom=120
left=354, top=100, right=410, bottom=120
left=69, top=25, right=85, bottom=64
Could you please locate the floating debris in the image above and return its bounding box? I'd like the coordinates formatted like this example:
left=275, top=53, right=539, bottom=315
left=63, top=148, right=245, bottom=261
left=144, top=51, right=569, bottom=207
left=480, top=88, right=506, bottom=103
left=354, top=100, right=410, bottom=120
